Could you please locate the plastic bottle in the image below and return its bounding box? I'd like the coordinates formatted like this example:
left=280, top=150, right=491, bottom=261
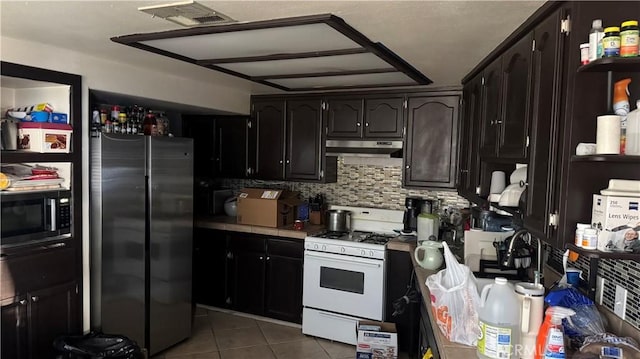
left=620, top=20, right=639, bottom=57
left=603, top=27, right=621, bottom=57
left=574, top=223, right=591, bottom=248
left=534, top=307, right=575, bottom=359
left=589, top=19, right=604, bottom=61
left=626, top=100, right=640, bottom=155
left=582, top=228, right=598, bottom=250
left=613, top=78, right=632, bottom=154
left=477, top=277, right=520, bottom=359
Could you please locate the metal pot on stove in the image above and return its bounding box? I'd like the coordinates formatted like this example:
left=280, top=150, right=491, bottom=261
left=326, top=210, right=351, bottom=232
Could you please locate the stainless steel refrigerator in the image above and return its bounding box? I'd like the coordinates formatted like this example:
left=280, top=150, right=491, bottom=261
left=90, top=133, right=193, bottom=355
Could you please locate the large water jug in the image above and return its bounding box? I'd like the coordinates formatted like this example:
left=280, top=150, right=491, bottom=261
left=477, top=277, right=521, bottom=359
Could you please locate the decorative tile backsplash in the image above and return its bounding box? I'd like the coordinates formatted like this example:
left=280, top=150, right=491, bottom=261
left=548, top=246, right=640, bottom=330
left=217, top=157, right=470, bottom=212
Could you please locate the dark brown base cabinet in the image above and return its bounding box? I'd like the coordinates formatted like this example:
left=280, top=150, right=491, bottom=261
left=193, top=229, right=304, bottom=324
left=404, top=94, right=461, bottom=189
left=459, top=1, right=640, bottom=250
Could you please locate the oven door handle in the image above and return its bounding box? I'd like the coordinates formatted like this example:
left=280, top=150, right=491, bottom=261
left=304, top=252, right=381, bottom=268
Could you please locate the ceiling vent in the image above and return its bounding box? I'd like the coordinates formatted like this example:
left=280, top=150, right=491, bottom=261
left=138, top=1, right=235, bottom=27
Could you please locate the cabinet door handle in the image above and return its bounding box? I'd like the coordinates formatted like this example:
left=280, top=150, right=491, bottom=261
left=460, top=169, right=469, bottom=173
left=356, top=122, right=361, bottom=127
left=259, top=256, right=264, bottom=260
left=405, top=165, right=410, bottom=169
left=266, top=256, right=270, bottom=261
left=365, top=122, right=369, bottom=127
left=496, top=120, right=503, bottom=124
left=19, top=299, right=27, bottom=305
left=286, top=160, right=290, bottom=164
left=279, top=160, right=283, bottom=164
left=31, top=296, right=39, bottom=302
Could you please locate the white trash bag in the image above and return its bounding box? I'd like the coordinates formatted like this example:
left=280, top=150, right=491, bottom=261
left=425, top=241, right=481, bottom=346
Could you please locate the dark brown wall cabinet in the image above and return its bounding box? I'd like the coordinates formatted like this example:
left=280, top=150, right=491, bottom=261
left=458, top=74, right=484, bottom=199
left=192, top=229, right=304, bottom=324
left=404, top=95, right=460, bottom=189
left=182, top=116, right=252, bottom=179
left=460, top=1, right=640, bottom=250
left=478, top=34, right=532, bottom=161
left=326, top=96, right=405, bottom=139
left=250, top=97, right=337, bottom=183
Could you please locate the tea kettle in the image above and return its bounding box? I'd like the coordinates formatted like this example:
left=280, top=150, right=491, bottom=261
left=413, top=240, right=443, bottom=270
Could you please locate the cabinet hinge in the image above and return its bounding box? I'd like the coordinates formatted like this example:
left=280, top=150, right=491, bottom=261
left=549, top=212, right=559, bottom=228
left=247, top=120, right=252, bottom=129
left=403, top=100, right=407, bottom=109
left=476, top=186, right=481, bottom=195
left=251, top=104, right=255, bottom=113
left=481, top=76, right=485, bottom=86
left=561, top=16, right=571, bottom=35
left=526, top=135, right=530, bottom=148
left=246, top=167, right=253, bottom=176
left=320, top=170, right=324, bottom=179
left=322, top=101, right=327, bottom=110
left=532, top=39, right=536, bottom=52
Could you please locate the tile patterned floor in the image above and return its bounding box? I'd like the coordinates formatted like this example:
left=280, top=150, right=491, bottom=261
left=152, top=306, right=409, bottom=359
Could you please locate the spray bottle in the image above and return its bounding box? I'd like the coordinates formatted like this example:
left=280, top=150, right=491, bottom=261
left=613, top=78, right=632, bottom=154
left=534, top=306, right=575, bottom=359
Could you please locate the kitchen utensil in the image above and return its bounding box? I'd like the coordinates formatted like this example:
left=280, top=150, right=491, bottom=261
left=1, top=118, right=19, bottom=151
left=515, top=282, right=545, bottom=359
left=414, top=240, right=443, bottom=270
left=417, top=213, right=439, bottom=241
left=326, top=209, right=351, bottom=232
left=402, top=196, right=424, bottom=232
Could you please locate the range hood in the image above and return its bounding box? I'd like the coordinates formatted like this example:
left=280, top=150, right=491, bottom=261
left=326, top=140, right=403, bottom=158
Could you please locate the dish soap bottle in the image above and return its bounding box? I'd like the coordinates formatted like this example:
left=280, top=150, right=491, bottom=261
left=535, top=306, right=575, bottom=359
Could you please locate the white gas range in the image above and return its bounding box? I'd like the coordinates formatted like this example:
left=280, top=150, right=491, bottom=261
left=302, top=205, right=404, bottom=345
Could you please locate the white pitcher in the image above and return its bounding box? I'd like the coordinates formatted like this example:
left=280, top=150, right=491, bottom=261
left=413, top=241, right=443, bottom=270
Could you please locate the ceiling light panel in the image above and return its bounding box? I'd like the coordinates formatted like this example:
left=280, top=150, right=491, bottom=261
left=140, top=23, right=360, bottom=60
left=216, top=53, right=393, bottom=77
left=268, top=72, right=415, bottom=89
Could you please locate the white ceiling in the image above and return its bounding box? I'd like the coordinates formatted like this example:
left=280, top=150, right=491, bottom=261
left=0, top=1, right=546, bottom=94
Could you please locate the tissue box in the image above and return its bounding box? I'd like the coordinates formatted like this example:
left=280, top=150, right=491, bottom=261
left=356, top=321, right=398, bottom=359
left=18, top=123, right=72, bottom=153
left=592, top=194, right=640, bottom=252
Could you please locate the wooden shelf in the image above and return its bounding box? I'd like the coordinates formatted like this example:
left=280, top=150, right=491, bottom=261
left=571, top=154, right=640, bottom=163
left=577, top=57, right=640, bottom=73
left=1, top=151, right=74, bottom=163
left=565, top=243, right=640, bottom=260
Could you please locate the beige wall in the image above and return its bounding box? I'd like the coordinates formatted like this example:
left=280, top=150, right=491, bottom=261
left=2, top=35, right=253, bottom=331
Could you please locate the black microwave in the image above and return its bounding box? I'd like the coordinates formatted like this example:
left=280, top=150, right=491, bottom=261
left=1, top=189, right=72, bottom=247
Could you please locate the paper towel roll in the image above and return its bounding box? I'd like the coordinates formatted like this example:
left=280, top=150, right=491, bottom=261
left=596, top=115, right=621, bottom=154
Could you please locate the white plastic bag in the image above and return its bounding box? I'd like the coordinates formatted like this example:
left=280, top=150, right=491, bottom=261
left=425, top=241, right=481, bottom=346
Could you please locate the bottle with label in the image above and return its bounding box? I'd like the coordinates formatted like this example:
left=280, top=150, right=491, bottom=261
left=582, top=228, right=598, bottom=250
left=535, top=307, right=575, bottom=359
left=620, top=20, right=639, bottom=57
left=143, top=111, right=158, bottom=136
left=589, top=19, right=604, bottom=61
left=574, top=223, right=591, bottom=248
left=603, top=27, right=621, bottom=57
left=477, top=277, right=520, bottom=359
left=111, top=105, right=121, bottom=123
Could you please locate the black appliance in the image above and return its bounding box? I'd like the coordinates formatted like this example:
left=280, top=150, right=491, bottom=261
left=403, top=196, right=424, bottom=232
left=1, top=189, right=72, bottom=247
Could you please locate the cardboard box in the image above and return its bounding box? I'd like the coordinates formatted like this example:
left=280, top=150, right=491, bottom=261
left=236, top=188, right=301, bottom=228
left=356, top=321, right=398, bottom=359
left=18, top=122, right=72, bottom=153
left=592, top=194, right=640, bottom=252
left=49, top=112, right=68, bottom=124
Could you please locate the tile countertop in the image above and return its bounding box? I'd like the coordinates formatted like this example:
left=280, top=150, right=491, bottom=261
left=195, top=215, right=326, bottom=240
left=393, top=240, right=477, bottom=359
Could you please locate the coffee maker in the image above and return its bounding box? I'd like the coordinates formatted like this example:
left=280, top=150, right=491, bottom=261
left=403, top=196, right=424, bottom=233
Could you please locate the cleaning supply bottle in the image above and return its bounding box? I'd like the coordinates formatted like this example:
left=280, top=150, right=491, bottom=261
left=613, top=78, right=632, bottom=153
left=477, top=277, right=520, bottom=359
left=626, top=100, right=640, bottom=155
left=534, top=306, right=575, bottom=359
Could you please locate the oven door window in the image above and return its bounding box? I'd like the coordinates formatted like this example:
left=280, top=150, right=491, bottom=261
left=1, top=199, right=46, bottom=239
left=320, top=267, right=364, bottom=294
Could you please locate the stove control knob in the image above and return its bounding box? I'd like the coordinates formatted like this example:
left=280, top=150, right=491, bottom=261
left=322, top=245, right=327, bottom=251
left=361, top=250, right=366, bottom=256
left=341, top=247, right=346, bottom=253
left=369, top=250, right=374, bottom=257
left=314, top=244, right=319, bottom=250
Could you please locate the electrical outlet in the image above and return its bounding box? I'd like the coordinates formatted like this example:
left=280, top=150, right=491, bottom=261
left=596, top=276, right=605, bottom=305
left=614, top=285, right=627, bottom=319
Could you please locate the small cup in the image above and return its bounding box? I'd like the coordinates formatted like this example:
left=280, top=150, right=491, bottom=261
left=566, top=268, right=583, bottom=286
left=293, top=220, right=304, bottom=231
